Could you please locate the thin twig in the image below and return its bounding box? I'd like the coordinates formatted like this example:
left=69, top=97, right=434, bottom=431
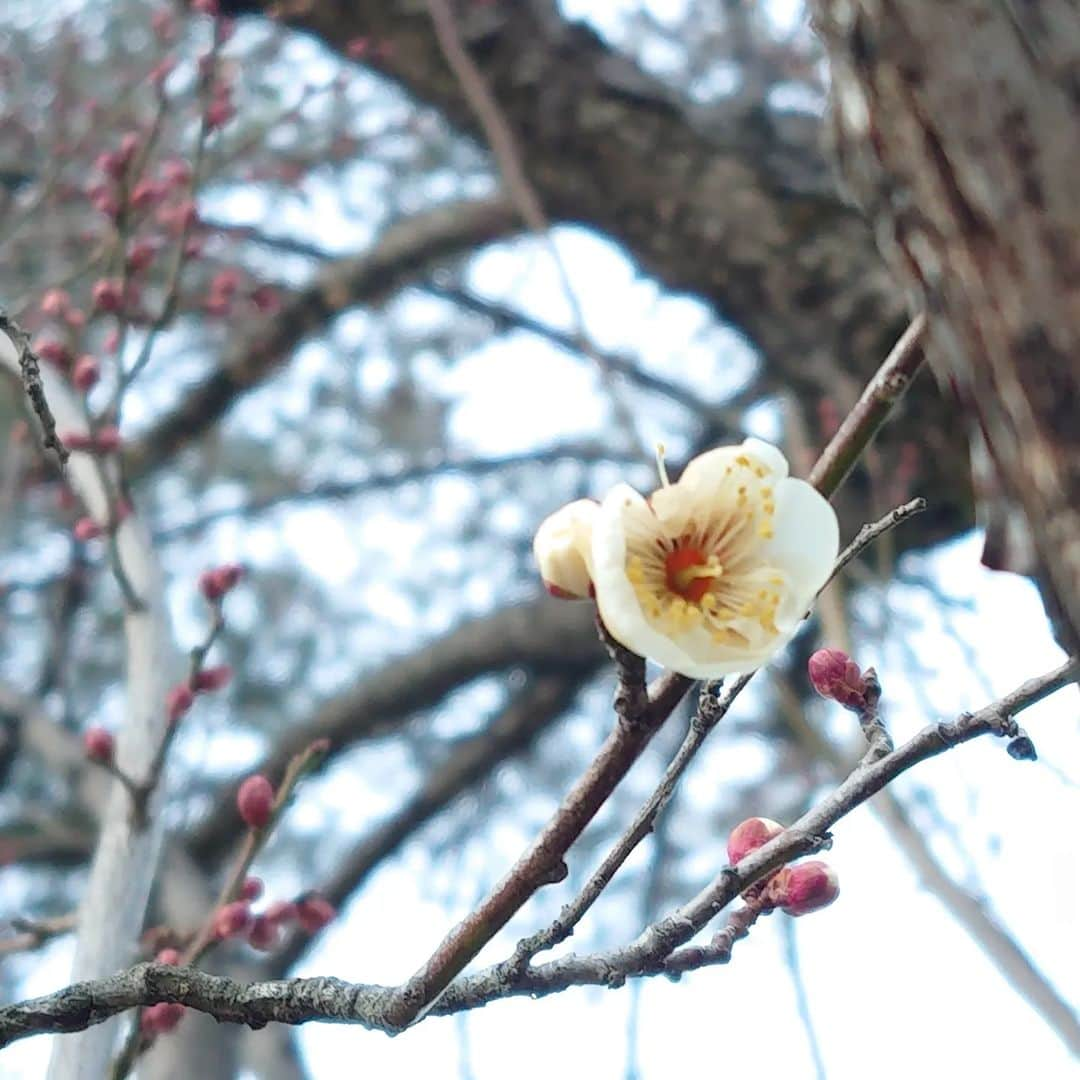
left=808, top=313, right=927, bottom=494
left=1, top=659, right=1072, bottom=1046
left=504, top=497, right=924, bottom=971
left=0, top=913, right=78, bottom=957
left=382, top=316, right=929, bottom=1027
left=0, top=312, right=68, bottom=465
left=109, top=738, right=329, bottom=1079
left=423, top=0, right=650, bottom=460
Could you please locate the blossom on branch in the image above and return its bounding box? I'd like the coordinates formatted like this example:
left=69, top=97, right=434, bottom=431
left=534, top=439, right=838, bottom=677
left=532, top=498, right=598, bottom=599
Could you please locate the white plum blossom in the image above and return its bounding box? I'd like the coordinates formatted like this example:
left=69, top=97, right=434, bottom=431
left=586, top=438, right=839, bottom=677
left=532, top=498, right=599, bottom=599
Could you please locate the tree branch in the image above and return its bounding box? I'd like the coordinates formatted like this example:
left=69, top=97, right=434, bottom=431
left=126, top=195, right=517, bottom=477
left=2, top=659, right=1071, bottom=1045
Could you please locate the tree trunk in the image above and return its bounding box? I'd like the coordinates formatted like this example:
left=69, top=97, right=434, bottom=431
left=812, top=0, right=1080, bottom=652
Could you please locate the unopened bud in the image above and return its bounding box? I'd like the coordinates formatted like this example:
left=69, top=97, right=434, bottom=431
left=141, top=1002, right=185, bottom=1035
left=156, top=948, right=181, bottom=965
left=240, top=876, right=264, bottom=901
left=808, top=648, right=868, bottom=710
left=194, top=664, right=232, bottom=692
left=295, top=893, right=335, bottom=934
left=83, top=727, right=115, bottom=765
left=263, top=899, right=298, bottom=925
left=770, top=861, right=840, bottom=917
left=74, top=517, right=104, bottom=542
left=247, top=915, right=279, bottom=952
left=726, top=817, right=784, bottom=865
left=91, top=278, right=124, bottom=313
left=72, top=355, right=100, bottom=392
left=95, top=425, right=122, bottom=453
left=60, top=431, right=97, bottom=452
left=34, top=338, right=70, bottom=368
left=166, top=684, right=194, bottom=724
left=533, top=499, right=598, bottom=600
left=213, top=900, right=252, bottom=939
left=40, top=289, right=71, bottom=317
left=198, top=563, right=243, bottom=600
left=237, top=774, right=275, bottom=828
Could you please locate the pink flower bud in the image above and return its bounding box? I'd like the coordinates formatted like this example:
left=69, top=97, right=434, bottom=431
left=91, top=278, right=124, bottom=313
left=203, top=294, right=232, bottom=317
left=726, top=817, right=784, bottom=865
left=166, top=684, right=195, bottom=724
left=34, top=338, right=70, bottom=368
left=141, top=1001, right=185, bottom=1035
left=770, top=861, right=840, bottom=917
left=129, top=179, right=165, bottom=210
left=247, top=915, right=279, bottom=951
left=209, top=268, right=242, bottom=298
left=240, top=876, right=264, bottom=901
left=213, top=900, right=252, bottom=939
left=40, top=289, right=70, bottom=317
left=156, top=947, right=181, bottom=965
left=65, top=308, right=87, bottom=331
left=60, top=431, right=97, bottom=452
left=94, top=150, right=125, bottom=180
left=74, top=517, right=104, bottom=541
left=237, top=774, right=275, bottom=828
left=118, top=132, right=140, bottom=164
left=149, top=57, right=176, bottom=88
left=95, top=425, right=122, bottom=453
left=199, top=563, right=244, bottom=600
left=346, top=37, right=370, bottom=59
left=206, top=95, right=235, bottom=131
left=160, top=158, right=193, bottom=189
left=263, top=899, right=298, bottom=925
left=192, top=0, right=219, bottom=13
left=195, top=664, right=232, bottom=692
left=151, top=9, right=175, bottom=41
left=808, top=649, right=868, bottom=710
left=90, top=187, right=120, bottom=218
left=83, top=727, right=114, bottom=764
left=126, top=239, right=158, bottom=272
left=72, top=355, right=100, bottom=392
left=295, top=893, right=335, bottom=934
left=249, top=284, right=280, bottom=314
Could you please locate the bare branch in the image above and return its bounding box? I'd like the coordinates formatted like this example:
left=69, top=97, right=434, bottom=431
left=1, top=659, right=1071, bottom=1046
left=126, top=196, right=517, bottom=477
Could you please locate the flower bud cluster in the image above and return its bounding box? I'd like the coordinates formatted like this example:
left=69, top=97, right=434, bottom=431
left=726, top=816, right=839, bottom=918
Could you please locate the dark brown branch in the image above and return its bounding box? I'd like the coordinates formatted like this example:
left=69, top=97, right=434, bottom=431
left=269, top=673, right=592, bottom=976
left=0, top=312, right=68, bottom=465
left=505, top=498, right=925, bottom=971
left=188, top=597, right=605, bottom=863
left=126, top=196, right=517, bottom=477
left=2, top=659, right=1071, bottom=1045
left=808, top=313, right=927, bottom=495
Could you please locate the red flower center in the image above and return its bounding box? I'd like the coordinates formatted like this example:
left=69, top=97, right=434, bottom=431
left=664, top=544, right=715, bottom=603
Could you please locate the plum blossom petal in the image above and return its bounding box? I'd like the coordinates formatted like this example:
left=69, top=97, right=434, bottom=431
left=588, top=439, right=839, bottom=677
left=533, top=498, right=598, bottom=599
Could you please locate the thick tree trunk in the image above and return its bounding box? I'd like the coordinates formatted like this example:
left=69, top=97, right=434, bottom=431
left=812, top=0, right=1080, bottom=651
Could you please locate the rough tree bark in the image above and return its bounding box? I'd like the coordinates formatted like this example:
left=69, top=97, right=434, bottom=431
left=811, top=0, right=1080, bottom=652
